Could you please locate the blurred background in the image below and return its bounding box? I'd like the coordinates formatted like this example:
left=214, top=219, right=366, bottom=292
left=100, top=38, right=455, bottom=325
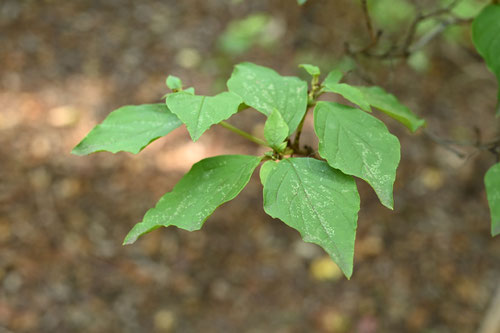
left=1, top=0, right=499, bottom=332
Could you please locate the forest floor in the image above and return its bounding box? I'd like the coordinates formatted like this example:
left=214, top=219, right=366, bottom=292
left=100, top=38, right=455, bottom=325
left=0, top=1, right=499, bottom=332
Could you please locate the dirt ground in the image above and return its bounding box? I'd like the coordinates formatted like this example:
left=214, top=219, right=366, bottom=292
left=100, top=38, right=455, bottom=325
left=1, top=1, right=499, bottom=332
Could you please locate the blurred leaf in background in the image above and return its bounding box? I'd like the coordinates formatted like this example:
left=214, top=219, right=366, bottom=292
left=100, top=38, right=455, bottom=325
left=217, top=13, right=284, bottom=56
left=368, top=0, right=415, bottom=32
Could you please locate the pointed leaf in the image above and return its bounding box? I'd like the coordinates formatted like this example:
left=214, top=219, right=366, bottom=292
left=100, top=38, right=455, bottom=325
left=472, top=4, right=500, bottom=115
left=166, top=75, right=183, bottom=91
left=264, top=109, right=289, bottom=151
left=324, top=83, right=372, bottom=112
left=72, top=104, right=182, bottom=155
left=485, top=163, right=500, bottom=236
left=299, top=64, right=320, bottom=76
left=323, top=69, right=344, bottom=86
left=314, top=102, right=400, bottom=209
left=356, top=86, right=425, bottom=132
left=263, top=158, right=360, bottom=278
left=166, top=91, right=242, bottom=142
left=124, top=155, right=262, bottom=244
left=227, top=62, right=308, bottom=134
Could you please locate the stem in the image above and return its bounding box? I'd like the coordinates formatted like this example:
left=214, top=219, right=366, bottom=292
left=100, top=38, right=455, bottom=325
left=292, top=82, right=323, bottom=151
left=219, top=121, right=268, bottom=147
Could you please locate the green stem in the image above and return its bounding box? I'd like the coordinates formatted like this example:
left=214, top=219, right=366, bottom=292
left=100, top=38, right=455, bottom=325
left=292, top=84, right=323, bottom=151
left=219, top=121, right=269, bottom=147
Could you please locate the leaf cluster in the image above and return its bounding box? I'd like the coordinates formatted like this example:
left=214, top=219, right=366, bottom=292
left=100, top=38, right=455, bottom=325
left=73, top=61, right=426, bottom=278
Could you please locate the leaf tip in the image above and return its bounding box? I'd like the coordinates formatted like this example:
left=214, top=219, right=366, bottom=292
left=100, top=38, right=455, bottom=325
left=123, top=232, right=138, bottom=245
left=492, top=223, right=500, bottom=237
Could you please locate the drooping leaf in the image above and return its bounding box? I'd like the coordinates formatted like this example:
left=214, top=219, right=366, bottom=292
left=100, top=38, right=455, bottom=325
left=72, top=104, right=182, bottom=155
left=227, top=62, right=308, bottom=134
left=262, top=158, right=360, bottom=278
left=485, top=163, right=500, bottom=236
left=357, top=86, right=426, bottom=132
left=264, top=109, right=289, bottom=152
left=472, top=4, right=500, bottom=115
left=323, top=83, right=372, bottom=112
left=299, top=64, right=320, bottom=76
left=124, top=155, right=262, bottom=245
left=314, top=102, right=400, bottom=209
left=166, top=75, right=183, bottom=91
left=166, top=91, right=242, bottom=142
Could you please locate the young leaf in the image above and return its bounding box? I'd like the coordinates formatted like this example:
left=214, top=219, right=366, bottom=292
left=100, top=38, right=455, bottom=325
left=166, top=91, right=242, bottom=142
left=166, top=75, right=183, bottom=91
left=357, top=86, right=425, bottom=132
left=323, top=69, right=344, bottom=86
left=323, top=83, right=372, bottom=112
left=264, top=109, right=289, bottom=152
left=299, top=64, right=321, bottom=76
left=314, top=102, right=400, bottom=209
left=485, top=163, right=500, bottom=236
left=124, top=155, right=262, bottom=245
left=472, top=4, right=500, bottom=115
left=262, top=158, right=360, bottom=278
left=72, top=104, right=182, bottom=155
left=227, top=62, right=308, bottom=134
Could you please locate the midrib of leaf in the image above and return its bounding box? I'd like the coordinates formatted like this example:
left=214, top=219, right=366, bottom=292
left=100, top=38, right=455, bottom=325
left=194, top=96, right=206, bottom=137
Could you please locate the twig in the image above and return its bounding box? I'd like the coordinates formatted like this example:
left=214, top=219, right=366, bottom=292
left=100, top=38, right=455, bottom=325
left=423, top=128, right=500, bottom=159
left=361, top=0, right=377, bottom=45
left=348, top=0, right=466, bottom=60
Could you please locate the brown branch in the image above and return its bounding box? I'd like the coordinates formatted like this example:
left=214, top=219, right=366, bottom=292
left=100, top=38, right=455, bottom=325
left=348, top=0, right=467, bottom=60
left=423, top=128, right=500, bottom=160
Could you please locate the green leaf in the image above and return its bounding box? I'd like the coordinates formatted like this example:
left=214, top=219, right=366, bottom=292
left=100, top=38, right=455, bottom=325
left=259, top=160, right=278, bottom=186
left=227, top=62, right=308, bottom=134
left=357, top=86, right=426, bottom=132
left=124, top=155, right=262, bottom=245
left=166, top=91, right=242, bottom=142
left=323, top=69, right=344, bottom=86
left=72, top=104, right=182, bottom=155
left=297, top=0, right=307, bottom=5
left=299, top=64, right=320, bottom=76
left=323, top=83, right=372, bottom=112
left=472, top=4, right=500, bottom=116
left=314, top=102, right=400, bottom=209
left=166, top=75, right=183, bottom=91
left=485, top=163, right=500, bottom=236
left=262, top=157, right=360, bottom=278
left=264, top=109, right=289, bottom=151
left=217, top=14, right=272, bottom=55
